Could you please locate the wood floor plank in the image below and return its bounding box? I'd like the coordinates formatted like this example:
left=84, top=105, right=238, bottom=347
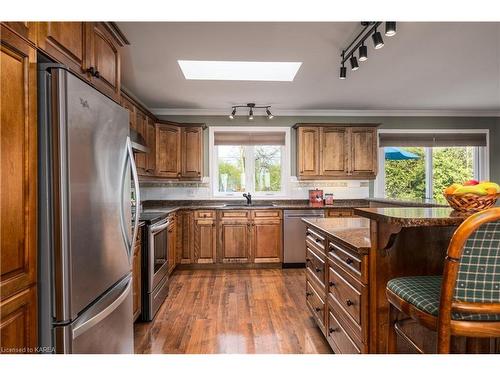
left=134, top=268, right=332, bottom=354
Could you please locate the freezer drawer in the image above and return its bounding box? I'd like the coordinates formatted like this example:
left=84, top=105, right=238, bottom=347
left=54, top=275, right=134, bottom=354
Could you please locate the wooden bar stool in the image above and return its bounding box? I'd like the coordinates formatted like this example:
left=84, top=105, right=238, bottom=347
left=386, top=207, right=500, bottom=353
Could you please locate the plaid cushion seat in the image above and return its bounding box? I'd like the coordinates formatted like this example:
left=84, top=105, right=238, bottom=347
left=387, top=276, right=500, bottom=321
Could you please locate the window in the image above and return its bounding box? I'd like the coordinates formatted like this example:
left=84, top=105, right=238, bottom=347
left=210, top=127, right=290, bottom=197
left=375, top=130, right=489, bottom=203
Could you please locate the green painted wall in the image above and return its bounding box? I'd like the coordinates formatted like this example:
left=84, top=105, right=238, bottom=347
left=159, top=115, right=500, bottom=191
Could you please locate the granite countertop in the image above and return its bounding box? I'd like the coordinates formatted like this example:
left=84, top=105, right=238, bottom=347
left=354, top=207, right=468, bottom=227
left=301, top=217, right=371, bottom=253
left=367, top=197, right=447, bottom=208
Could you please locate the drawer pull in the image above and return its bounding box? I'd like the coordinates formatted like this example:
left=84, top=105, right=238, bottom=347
left=315, top=307, right=321, bottom=312
left=306, top=292, right=313, bottom=297
left=329, top=281, right=335, bottom=287
left=315, top=238, right=322, bottom=243
left=305, top=258, right=311, bottom=262
left=345, top=258, right=354, bottom=265
left=329, top=328, right=338, bottom=334
left=315, top=267, right=321, bottom=273
left=346, top=299, right=354, bottom=307
left=306, top=232, right=311, bottom=236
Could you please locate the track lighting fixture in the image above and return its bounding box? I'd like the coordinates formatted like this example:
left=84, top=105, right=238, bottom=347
left=372, top=28, right=384, bottom=49
left=359, top=43, right=368, bottom=62
left=339, top=22, right=396, bottom=80
left=228, top=103, right=274, bottom=120
left=350, top=55, right=359, bottom=71
left=339, top=65, right=347, bottom=79
left=385, top=22, right=396, bottom=37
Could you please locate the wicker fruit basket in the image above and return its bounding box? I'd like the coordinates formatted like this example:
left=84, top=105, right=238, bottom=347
left=444, top=193, right=500, bottom=213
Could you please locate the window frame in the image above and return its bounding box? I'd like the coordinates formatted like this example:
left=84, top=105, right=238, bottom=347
left=209, top=126, right=291, bottom=199
left=374, top=129, right=490, bottom=200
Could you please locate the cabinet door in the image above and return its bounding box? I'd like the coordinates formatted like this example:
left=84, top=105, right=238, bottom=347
left=177, top=211, right=193, bottom=264
left=0, top=286, right=37, bottom=353
left=297, top=127, right=320, bottom=178
left=193, top=219, right=216, bottom=264
left=37, top=22, right=88, bottom=79
left=320, top=127, right=349, bottom=177
left=181, top=127, right=203, bottom=180
left=2, top=22, right=37, bottom=44
left=121, top=95, right=136, bottom=131
left=132, top=238, right=141, bottom=322
left=145, top=117, right=156, bottom=175
left=156, top=124, right=181, bottom=178
left=349, top=127, right=377, bottom=178
left=135, top=111, right=147, bottom=175
left=253, top=220, right=282, bottom=263
left=219, top=221, right=251, bottom=263
left=1, top=26, right=37, bottom=300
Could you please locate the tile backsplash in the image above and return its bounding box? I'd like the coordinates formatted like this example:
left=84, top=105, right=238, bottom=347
left=139, top=177, right=369, bottom=201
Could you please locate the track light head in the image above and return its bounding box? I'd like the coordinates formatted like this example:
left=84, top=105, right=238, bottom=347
left=372, top=29, right=384, bottom=49
left=385, top=22, right=396, bottom=37
left=266, top=108, right=274, bottom=119
left=248, top=108, right=254, bottom=120
left=339, top=65, right=347, bottom=79
left=229, top=108, right=236, bottom=120
left=358, top=44, right=368, bottom=62
left=350, top=55, right=359, bottom=71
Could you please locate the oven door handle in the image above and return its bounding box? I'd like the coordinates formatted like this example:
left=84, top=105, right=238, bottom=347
left=150, top=221, right=170, bottom=234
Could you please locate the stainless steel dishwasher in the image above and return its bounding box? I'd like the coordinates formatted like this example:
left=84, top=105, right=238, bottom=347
left=283, top=209, right=325, bottom=266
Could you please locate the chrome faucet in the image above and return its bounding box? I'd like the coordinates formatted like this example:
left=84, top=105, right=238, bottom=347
left=243, top=192, right=252, bottom=205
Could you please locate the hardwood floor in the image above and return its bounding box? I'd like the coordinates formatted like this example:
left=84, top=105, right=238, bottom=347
left=134, top=268, right=333, bottom=354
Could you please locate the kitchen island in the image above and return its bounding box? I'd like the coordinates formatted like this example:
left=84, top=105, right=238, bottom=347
left=302, top=207, right=494, bottom=354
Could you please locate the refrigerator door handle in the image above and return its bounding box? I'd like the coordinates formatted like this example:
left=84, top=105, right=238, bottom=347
left=119, top=137, right=140, bottom=260
left=72, top=277, right=132, bottom=339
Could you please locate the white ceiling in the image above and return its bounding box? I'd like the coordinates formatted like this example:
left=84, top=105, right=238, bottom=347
left=118, top=22, right=500, bottom=115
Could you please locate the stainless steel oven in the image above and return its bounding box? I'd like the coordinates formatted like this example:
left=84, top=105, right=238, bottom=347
left=143, top=216, right=170, bottom=321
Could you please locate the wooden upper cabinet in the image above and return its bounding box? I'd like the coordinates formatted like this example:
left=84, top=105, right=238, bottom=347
left=156, top=124, right=181, bottom=178
left=320, top=127, right=349, bottom=177
left=134, top=110, right=147, bottom=175
left=2, top=22, right=37, bottom=45
left=349, top=127, right=377, bottom=177
left=181, top=127, right=203, bottom=180
left=296, top=124, right=378, bottom=179
left=37, top=22, right=88, bottom=78
left=297, top=127, right=320, bottom=177
left=145, top=117, right=156, bottom=174
left=1, top=25, right=37, bottom=301
left=120, top=95, right=136, bottom=131
left=87, top=23, right=121, bottom=101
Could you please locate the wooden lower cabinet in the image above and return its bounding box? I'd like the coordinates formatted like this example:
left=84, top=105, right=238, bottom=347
left=219, top=220, right=252, bottom=263
left=304, top=223, right=368, bottom=354
left=0, top=286, right=37, bottom=353
left=132, top=228, right=142, bottom=322
left=193, top=213, right=217, bottom=264
left=252, top=210, right=283, bottom=263
left=177, top=210, right=193, bottom=264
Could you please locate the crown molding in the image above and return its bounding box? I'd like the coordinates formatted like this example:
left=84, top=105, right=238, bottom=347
left=151, top=108, right=500, bottom=117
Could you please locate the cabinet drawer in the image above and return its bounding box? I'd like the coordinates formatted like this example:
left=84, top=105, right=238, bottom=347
left=328, top=263, right=362, bottom=325
left=306, top=281, right=326, bottom=333
left=328, top=240, right=363, bottom=280
left=253, top=209, right=282, bottom=218
left=305, top=228, right=326, bottom=255
left=326, top=209, right=354, bottom=217
left=327, top=307, right=361, bottom=354
left=220, top=210, right=250, bottom=219
left=306, top=247, right=326, bottom=289
left=194, top=210, right=215, bottom=219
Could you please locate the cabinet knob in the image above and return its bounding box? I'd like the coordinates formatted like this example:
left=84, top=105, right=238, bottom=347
left=94, top=70, right=100, bottom=78
left=315, top=307, right=321, bottom=312
left=346, top=299, right=354, bottom=307
left=315, top=238, right=321, bottom=243
left=345, top=258, right=354, bottom=265
left=306, top=292, right=313, bottom=297
left=315, top=267, right=321, bottom=273
left=305, top=258, right=311, bottom=263
left=329, top=328, right=337, bottom=334
left=329, top=281, right=335, bottom=287
left=86, top=67, right=95, bottom=76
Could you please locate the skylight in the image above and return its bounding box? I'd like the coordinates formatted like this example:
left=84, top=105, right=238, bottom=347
left=177, top=60, right=302, bottom=82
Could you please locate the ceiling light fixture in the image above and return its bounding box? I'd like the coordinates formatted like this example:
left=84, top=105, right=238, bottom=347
left=339, top=22, right=396, bottom=80
left=228, top=103, right=274, bottom=120
left=385, top=22, right=397, bottom=37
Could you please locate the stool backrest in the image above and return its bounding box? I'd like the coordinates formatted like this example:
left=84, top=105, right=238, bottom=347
left=439, top=208, right=500, bottom=323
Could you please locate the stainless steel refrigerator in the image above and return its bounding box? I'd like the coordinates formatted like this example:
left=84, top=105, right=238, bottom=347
left=38, top=63, right=140, bottom=354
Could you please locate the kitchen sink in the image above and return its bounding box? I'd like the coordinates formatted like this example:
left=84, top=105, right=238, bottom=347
left=224, top=203, right=277, bottom=207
